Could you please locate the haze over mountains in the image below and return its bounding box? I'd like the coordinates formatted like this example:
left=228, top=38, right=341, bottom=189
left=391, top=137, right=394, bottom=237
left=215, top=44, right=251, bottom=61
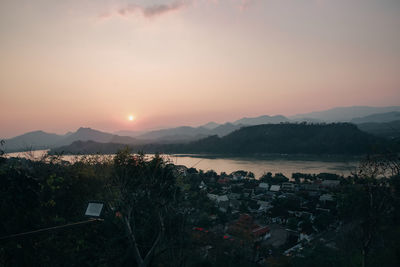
left=3, top=128, right=140, bottom=152
left=3, top=106, right=400, bottom=153
left=289, top=106, right=400, bottom=122
left=51, top=123, right=395, bottom=156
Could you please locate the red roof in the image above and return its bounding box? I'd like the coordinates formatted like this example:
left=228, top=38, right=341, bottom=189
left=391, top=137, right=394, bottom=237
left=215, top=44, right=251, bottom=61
left=252, top=226, right=270, bottom=236
left=217, top=178, right=230, bottom=184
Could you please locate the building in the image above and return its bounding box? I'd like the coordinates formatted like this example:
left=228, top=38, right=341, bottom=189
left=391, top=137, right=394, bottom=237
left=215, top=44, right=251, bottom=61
left=282, top=182, right=295, bottom=191
left=259, top=183, right=269, bottom=189
left=227, top=214, right=270, bottom=242
left=321, top=180, right=340, bottom=188
left=199, top=181, right=207, bottom=190
left=270, top=185, right=281, bottom=192
left=319, top=193, right=334, bottom=202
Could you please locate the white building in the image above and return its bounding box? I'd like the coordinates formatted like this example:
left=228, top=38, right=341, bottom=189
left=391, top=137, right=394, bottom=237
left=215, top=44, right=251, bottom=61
left=270, top=185, right=281, bottom=192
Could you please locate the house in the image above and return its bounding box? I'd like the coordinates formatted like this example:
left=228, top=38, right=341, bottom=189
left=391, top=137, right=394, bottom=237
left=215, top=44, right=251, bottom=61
left=257, top=200, right=272, bottom=212
left=216, top=195, right=229, bottom=203
left=207, top=193, right=218, bottom=201
left=282, top=182, right=295, bottom=191
left=321, top=180, right=340, bottom=188
left=278, top=192, right=296, bottom=199
left=208, top=194, right=230, bottom=212
left=319, top=194, right=334, bottom=202
left=298, top=211, right=314, bottom=221
left=284, top=243, right=303, bottom=256
left=227, top=214, right=271, bottom=242
left=302, top=184, right=320, bottom=191
left=270, top=185, right=281, bottom=192
left=232, top=174, right=245, bottom=181
left=219, top=200, right=230, bottom=213
left=252, top=193, right=265, bottom=200
left=228, top=193, right=241, bottom=200
left=252, top=226, right=271, bottom=241
left=259, top=183, right=269, bottom=189
left=255, top=183, right=269, bottom=194
left=221, top=186, right=230, bottom=192
left=217, top=178, right=230, bottom=184
left=199, top=181, right=207, bottom=190
left=299, top=232, right=313, bottom=242
left=271, top=217, right=286, bottom=224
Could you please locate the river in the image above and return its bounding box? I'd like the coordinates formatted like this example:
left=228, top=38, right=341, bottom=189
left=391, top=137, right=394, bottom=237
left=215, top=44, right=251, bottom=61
left=6, top=150, right=360, bottom=178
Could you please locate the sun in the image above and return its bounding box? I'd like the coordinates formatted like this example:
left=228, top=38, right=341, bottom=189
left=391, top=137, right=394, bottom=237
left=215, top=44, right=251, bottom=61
left=128, top=115, right=134, bottom=121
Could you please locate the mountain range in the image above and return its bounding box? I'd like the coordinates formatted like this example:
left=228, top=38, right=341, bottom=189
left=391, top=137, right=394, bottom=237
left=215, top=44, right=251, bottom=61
left=3, top=127, right=140, bottom=152
left=3, top=106, right=400, bottom=152
left=289, top=105, right=400, bottom=122
left=51, top=123, right=396, bottom=155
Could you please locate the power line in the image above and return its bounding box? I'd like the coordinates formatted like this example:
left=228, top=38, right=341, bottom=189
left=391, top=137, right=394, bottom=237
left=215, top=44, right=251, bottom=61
left=190, top=158, right=204, bottom=169
left=0, top=218, right=103, bottom=241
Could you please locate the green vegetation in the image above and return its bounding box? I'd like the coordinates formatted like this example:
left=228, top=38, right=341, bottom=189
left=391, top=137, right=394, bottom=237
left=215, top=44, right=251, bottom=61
left=1, top=148, right=399, bottom=266
left=175, top=123, right=390, bottom=155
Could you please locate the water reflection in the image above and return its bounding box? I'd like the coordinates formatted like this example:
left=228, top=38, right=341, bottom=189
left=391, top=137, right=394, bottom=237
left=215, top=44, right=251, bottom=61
left=6, top=150, right=359, bottom=178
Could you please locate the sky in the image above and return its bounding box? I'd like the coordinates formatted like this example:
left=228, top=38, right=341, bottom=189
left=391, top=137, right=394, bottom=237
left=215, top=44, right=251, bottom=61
left=1, top=0, right=400, bottom=138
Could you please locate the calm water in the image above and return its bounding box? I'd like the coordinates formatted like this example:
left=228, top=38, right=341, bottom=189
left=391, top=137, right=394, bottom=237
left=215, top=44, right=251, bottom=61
left=6, top=150, right=360, bottom=178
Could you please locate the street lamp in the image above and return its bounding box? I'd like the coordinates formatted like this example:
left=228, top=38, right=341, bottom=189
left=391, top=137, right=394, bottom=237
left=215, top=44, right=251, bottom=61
left=85, top=201, right=104, bottom=218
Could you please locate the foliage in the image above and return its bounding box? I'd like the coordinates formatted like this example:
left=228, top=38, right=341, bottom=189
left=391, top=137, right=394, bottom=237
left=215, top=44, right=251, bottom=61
left=112, top=148, right=187, bottom=267
left=0, top=156, right=114, bottom=266
left=336, top=154, right=400, bottom=267
left=1, top=150, right=400, bottom=266
left=260, top=172, right=289, bottom=184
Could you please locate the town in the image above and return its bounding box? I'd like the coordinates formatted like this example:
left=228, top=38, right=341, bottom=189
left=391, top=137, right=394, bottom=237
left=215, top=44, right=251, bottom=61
left=172, top=164, right=347, bottom=265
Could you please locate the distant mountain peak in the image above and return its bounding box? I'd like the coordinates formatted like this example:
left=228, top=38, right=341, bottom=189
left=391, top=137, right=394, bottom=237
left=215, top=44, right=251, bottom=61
left=201, top=122, right=219, bottom=129
left=290, top=105, right=400, bottom=122
left=351, top=111, right=400, bottom=124
left=76, top=127, right=94, bottom=132
left=233, top=114, right=289, bottom=125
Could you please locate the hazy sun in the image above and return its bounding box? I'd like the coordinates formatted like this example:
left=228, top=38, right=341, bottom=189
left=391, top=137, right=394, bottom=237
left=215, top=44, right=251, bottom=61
left=128, top=115, right=134, bottom=121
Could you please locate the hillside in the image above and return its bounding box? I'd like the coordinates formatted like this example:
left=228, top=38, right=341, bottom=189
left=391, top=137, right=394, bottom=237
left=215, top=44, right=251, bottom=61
left=135, top=123, right=243, bottom=141
left=357, top=120, right=400, bottom=139
left=50, top=123, right=394, bottom=155
left=176, top=123, right=390, bottom=155
left=3, top=131, right=64, bottom=152
left=233, top=115, right=289, bottom=125
left=351, top=111, right=400, bottom=124
left=4, top=127, right=139, bottom=152
left=290, top=106, right=400, bottom=122
left=56, top=127, right=139, bottom=146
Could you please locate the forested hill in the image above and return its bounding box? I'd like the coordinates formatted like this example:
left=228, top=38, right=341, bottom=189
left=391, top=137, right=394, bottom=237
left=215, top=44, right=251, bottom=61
left=170, top=123, right=391, bottom=154
left=50, top=123, right=396, bottom=155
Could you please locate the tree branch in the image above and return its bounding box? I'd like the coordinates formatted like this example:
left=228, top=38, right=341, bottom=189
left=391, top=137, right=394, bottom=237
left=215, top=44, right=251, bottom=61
left=142, top=212, right=165, bottom=266
left=124, top=214, right=144, bottom=266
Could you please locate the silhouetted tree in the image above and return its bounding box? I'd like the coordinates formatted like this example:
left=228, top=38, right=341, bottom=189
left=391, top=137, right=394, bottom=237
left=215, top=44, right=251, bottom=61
left=112, top=149, right=180, bottom=267
left=338, top=154, right=399, bottom=267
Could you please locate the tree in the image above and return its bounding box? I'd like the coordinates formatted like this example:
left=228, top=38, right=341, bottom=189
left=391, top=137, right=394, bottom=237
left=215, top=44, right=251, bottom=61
left=112, top=149, right=180, bottom=267
left=338, top=154, right=399, bottom=267
left=0, top=140, right=5, bottom=164
left=0, top=154, right=112, bottom=266
left=260, top=172, right=288, bottom=184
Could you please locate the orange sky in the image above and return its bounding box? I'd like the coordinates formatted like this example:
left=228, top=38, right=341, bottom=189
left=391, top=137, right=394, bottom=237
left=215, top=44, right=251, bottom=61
left=1, top=0, right=400, bottom=138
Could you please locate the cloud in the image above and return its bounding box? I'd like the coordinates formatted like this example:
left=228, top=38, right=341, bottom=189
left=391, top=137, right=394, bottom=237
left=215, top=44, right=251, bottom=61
left=117, top=1, right=190, bottom=18
left=238, top=0, right=258, bottom=11
left=98, top=0, right=258, bottom=20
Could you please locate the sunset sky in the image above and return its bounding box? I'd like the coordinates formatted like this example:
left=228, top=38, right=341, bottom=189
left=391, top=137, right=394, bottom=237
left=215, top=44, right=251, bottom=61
left=1, top=0, right=400, bottom=138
